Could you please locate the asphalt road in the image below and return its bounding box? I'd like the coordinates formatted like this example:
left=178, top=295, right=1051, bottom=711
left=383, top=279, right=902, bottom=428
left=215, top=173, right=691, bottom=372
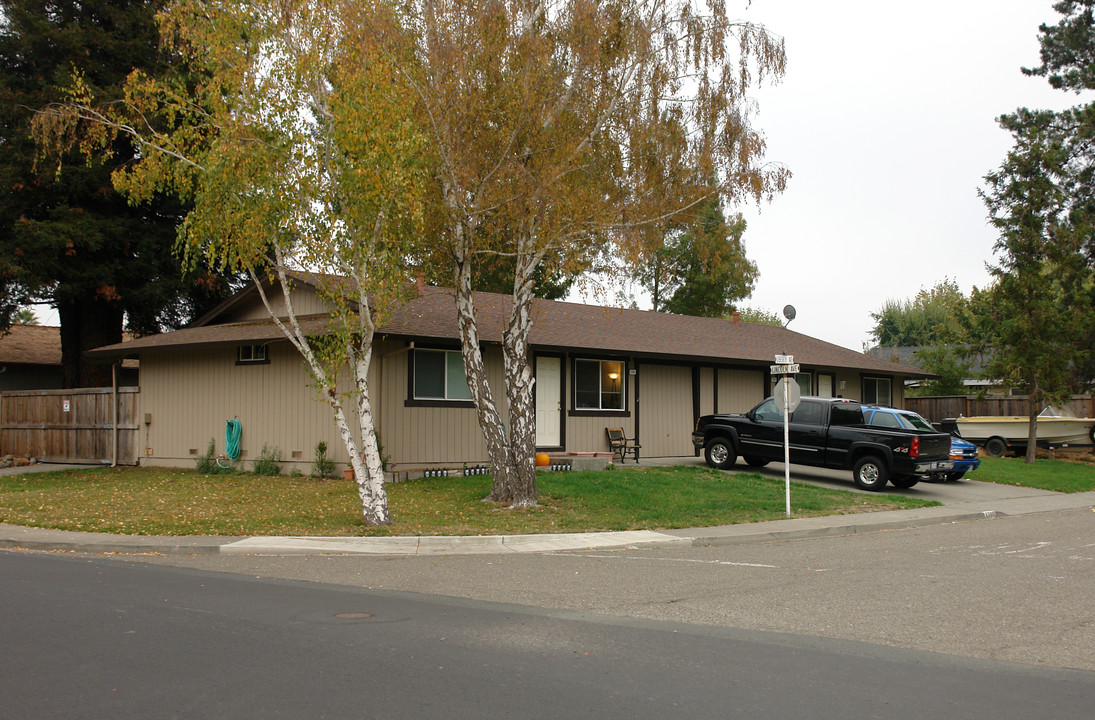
left=4, top=550, right=1094, bottom=720
left=114, top=505, right=1095, bottom=672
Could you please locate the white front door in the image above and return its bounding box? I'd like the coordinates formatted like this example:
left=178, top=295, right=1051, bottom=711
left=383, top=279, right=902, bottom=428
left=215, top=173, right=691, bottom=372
left=535, top=356, right=562, bottom=447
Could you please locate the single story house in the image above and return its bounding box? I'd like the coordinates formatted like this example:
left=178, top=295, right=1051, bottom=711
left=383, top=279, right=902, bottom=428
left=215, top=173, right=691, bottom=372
left=87, top=278, right=931, bottom=472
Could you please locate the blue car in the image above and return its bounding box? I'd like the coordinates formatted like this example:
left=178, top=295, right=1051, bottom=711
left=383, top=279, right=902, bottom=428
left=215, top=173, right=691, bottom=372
left=861, top=405, right=980, bottom=481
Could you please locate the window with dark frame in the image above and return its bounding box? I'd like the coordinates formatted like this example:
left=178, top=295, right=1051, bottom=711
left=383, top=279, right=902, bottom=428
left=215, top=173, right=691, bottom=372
left=863, top=377, right=892, bottom=405
left=574, top=359, right=625, bottom=411
left=237, top=344, right=268, bottom=364
left=413, top=348, right=471, bottom=401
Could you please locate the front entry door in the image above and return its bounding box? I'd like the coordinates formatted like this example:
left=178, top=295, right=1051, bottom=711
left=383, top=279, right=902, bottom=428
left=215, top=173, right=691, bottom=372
left=535, top=356, right=562, bottom=447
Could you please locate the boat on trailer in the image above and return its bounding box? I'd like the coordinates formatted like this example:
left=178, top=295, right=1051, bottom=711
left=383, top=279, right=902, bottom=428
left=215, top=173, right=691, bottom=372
left=955, top=407, right=1095, bottom=456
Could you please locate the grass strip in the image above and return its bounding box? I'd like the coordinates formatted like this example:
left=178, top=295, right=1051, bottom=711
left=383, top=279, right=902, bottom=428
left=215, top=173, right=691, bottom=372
left=974, top=455, right=1095, bottom=492
left=0, top=465, right=936, bottom=537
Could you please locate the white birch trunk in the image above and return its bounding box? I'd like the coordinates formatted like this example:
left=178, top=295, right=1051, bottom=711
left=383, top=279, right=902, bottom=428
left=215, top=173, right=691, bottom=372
left=250, top=259, right=391, bottom=526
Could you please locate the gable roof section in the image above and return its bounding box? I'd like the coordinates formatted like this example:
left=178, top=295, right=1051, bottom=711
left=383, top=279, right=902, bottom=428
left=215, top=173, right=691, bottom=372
left=0, top=325, right=62, bottom=366
left=88, top=286, right=929, bottom=377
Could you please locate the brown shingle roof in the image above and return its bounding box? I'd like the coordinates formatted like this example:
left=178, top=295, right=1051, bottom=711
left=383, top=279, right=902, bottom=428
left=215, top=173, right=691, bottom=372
left=87, top=286, right=929, bottom=377
left=0, top=325, right=62, bottom=366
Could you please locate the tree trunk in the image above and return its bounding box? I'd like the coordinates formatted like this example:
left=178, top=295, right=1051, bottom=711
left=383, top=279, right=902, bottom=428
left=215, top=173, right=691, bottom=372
left=453, top=247, right=517, bottom=498
left=1025, top=377, right=1039, bottom=464
left=351, top=327, right=391, bottom=526
left=493, top=251, right=539, bottom=506
left=58, top=297, right=123, bottom=388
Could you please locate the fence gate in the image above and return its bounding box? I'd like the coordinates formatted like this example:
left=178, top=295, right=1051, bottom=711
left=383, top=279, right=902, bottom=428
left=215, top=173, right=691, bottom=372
left=1, top=387, right=140, bottom=465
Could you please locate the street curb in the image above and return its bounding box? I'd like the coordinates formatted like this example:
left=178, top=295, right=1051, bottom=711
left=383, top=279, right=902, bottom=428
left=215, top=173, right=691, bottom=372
left=1, top=508, right=1014, bottom=557
left=680, top=510, right=1006, bottom=548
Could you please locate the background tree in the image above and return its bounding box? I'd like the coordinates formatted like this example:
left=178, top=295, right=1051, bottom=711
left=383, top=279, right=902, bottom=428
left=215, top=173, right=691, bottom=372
left=632, top=198, right=757, bottom=317
left=980, top=0, right=1095, bottom=461
left=409, top=0, right=788, bottom=506
left=36, top=0, right=428, bottom=525
left=736, top=306, right=784, bottom=326
left=660, top=201, right=757, bottom=317
left=0, top=0, right=238, bottom=386
left=868, top=279, right=968, bottom=348
left=10, top=307, right=39, bottom=325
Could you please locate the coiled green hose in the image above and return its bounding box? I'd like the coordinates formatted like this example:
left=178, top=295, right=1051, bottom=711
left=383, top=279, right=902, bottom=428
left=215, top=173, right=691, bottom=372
left=217, top=419, right=242, bottom=468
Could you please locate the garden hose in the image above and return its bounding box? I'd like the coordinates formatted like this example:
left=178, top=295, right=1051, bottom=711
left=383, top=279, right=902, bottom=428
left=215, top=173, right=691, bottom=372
left=217, top=419, right=242, bottom=468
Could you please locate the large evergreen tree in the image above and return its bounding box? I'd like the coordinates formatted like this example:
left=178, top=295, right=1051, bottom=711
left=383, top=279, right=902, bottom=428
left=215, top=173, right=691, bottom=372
left=0, top=0, right=236, bottom=385
left=980, top=0, right=1095, bottom=461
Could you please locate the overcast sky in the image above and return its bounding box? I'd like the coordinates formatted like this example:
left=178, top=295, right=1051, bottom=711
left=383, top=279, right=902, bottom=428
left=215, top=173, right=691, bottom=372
left=728, top=0, right=1083, bottom=351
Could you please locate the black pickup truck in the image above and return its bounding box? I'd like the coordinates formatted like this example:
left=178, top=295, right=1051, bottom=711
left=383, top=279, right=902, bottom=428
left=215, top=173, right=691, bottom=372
left=691, top=397, right=952, bottom=491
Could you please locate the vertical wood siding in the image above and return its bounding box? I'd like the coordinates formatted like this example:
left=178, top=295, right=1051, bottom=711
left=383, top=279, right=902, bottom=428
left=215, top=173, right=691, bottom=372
left=637, top=364, right=693, bottom=457
left=222, top=286, right=334, bottom=323
left=716, top=369, right=764, bottom=413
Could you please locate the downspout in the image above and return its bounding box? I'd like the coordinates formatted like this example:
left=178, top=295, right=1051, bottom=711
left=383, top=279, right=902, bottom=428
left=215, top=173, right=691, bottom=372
left=111, top=361, right=118, bottom=468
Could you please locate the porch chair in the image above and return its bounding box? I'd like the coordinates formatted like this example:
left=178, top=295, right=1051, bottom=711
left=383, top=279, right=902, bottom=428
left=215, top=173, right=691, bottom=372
left=605, top=427, right=640, bottom=463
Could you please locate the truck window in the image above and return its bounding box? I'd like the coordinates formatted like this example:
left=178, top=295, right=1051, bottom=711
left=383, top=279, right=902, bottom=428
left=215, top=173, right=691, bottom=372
left=869, top=412, right=902, bottom=429
left=754, top=399, right=782, bottom=421
left=791, top=401, right=823, bottom=426
left=829, top=403, right=864, bottom=426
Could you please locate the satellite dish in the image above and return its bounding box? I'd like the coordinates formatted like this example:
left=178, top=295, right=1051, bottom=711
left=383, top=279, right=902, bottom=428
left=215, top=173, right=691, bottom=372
left=783, top=305, right=796, bottom=321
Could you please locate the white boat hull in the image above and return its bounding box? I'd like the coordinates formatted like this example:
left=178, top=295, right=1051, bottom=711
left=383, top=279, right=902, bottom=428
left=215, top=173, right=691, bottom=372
left=956, top=416, right=1095, bottom=446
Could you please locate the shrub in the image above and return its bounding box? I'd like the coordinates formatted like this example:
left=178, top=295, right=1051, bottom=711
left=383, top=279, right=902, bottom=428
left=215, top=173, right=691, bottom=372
left=312, top=441, right=336, bottom=479
left=252, top=444, right=283, bottom=476
left=195, top=439, right=219, bottom=474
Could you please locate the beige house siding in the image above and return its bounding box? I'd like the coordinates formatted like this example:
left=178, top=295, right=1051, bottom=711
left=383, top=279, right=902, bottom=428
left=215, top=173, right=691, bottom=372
left=139, top=342, right=352, bottom=470
left=716, top=368, right=765, bottom=413
left=638, top=364, right=693, bottom=457
left=220, top=286, right=333, bottom=323
left=140, top=339, right=513, bottom=471
left=376, top=341, right=504, bottom=468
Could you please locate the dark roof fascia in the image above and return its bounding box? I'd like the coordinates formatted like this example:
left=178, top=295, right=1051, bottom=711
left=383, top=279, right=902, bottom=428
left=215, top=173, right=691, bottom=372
left=89, top=285, right=932, bottom=379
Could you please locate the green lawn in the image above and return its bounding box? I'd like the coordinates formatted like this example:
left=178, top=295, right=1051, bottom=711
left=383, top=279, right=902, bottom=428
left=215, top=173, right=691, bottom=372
left=973, top=455, right=1095, bottom=493
left=0, top=465, right=936, bottom=537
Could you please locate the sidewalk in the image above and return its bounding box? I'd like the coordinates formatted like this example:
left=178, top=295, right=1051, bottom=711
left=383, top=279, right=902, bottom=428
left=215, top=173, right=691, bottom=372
left=4, top=485, right=1093, bottom=557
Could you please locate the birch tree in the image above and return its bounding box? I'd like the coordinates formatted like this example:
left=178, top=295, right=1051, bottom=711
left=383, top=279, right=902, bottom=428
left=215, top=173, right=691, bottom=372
left=407, top=0, right=788, bottom=505
left=34, top=0, right=428, bottom=525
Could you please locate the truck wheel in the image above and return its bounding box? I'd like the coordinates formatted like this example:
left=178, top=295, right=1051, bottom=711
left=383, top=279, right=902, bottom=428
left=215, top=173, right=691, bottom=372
left=984, top=437, right=1008, bottom=458
left=852, top=455, right=889, bottom=491
left=743, top=455, right=769, bottom=468
left=704, top=438, right=737, bottom=470
left=889, top=475, right=920, bottom=489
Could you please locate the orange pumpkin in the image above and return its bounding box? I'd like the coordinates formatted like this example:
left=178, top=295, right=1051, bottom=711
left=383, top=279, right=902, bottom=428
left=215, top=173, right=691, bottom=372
left=534, top=452, right=551, bottom=467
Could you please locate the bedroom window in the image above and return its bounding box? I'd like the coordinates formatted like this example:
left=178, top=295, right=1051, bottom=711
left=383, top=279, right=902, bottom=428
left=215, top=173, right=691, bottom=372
left=413, top=349, right=472, bottom=401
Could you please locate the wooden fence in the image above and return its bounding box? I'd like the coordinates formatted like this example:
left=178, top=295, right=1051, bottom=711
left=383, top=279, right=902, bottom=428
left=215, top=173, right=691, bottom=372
left=906, top=395, right=1095, bottom=423
left=0, top=387, right=140, bottom=465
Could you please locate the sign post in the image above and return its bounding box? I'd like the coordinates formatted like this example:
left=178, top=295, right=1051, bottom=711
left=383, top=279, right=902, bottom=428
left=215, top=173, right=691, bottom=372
left=772, top=356, right=800, bottom=517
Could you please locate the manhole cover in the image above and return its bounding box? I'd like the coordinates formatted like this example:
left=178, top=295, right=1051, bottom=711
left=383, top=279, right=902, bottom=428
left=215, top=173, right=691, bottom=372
left=334, top=612, right=375, bottom=620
